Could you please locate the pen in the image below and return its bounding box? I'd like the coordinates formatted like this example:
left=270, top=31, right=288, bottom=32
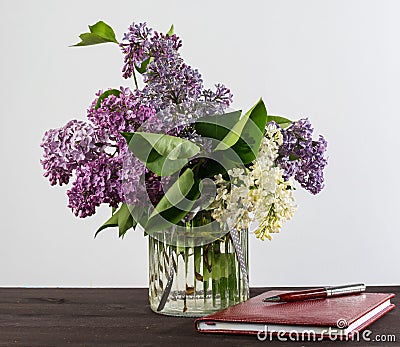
left=263, top=283, right=366, bottom=302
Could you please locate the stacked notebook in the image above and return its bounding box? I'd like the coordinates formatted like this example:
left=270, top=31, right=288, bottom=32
left=195, top=290, right=395, bottom=339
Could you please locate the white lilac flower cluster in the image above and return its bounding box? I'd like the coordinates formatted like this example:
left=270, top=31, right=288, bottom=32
left=211, top=123, right=297, bottom=240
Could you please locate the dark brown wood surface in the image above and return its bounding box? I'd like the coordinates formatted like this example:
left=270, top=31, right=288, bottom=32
left=0, top=287, right=398, bottom=346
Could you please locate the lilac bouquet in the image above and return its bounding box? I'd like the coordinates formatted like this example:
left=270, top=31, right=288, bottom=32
left=40, top=21, right=327, bottom=315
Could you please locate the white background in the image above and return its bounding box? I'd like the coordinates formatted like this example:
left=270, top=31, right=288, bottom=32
left=1, top=0, right=399, bottom=287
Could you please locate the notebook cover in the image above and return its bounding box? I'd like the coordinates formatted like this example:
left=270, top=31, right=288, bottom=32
left=195, top=290, right=395, bottom=336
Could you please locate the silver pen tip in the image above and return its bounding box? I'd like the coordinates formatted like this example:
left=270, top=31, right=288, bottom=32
left=263, top=296, right=280, bottom=302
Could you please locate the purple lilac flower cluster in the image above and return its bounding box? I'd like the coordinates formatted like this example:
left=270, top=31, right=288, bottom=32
left=41, top=21, right=233, bottom=218
left=40, top=120, right=110, bottom=186
left=145, top=169, right=167, bottom=207
left=120, top=22, right=152, bottom=79
left=119, top=148, right=147, bottom=206
left=141, top=32, right=202, bottom=108
left=201, top=83, right=233, bottom=108
left=145, top=57, right=203, bottom=108
left=67, top=156, right=123, bottom=217
left=277, top=118, right=328, bottom=195
left=120, top=22, right=232, bottom=110
left=87, top=87, right=157, bottom=134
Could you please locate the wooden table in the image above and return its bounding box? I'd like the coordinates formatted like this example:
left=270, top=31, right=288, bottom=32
left=0, top=287, right=398, bottom=346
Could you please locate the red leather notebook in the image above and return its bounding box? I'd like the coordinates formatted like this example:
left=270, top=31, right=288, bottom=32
left=195, top=290, right=395, bottom=339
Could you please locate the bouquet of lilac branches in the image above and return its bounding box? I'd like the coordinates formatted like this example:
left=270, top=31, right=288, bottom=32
left=40, top=21, right=328, bottom=315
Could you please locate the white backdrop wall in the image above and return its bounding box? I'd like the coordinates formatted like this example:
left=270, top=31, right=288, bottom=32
left=1, top=0, right=399, bottom=287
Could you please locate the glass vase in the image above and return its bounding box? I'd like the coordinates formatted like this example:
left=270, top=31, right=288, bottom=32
left=148, top=216, right=249, bottom=317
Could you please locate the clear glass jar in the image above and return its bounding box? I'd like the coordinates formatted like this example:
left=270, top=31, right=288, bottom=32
left=148, top=216, right=249, bottom=317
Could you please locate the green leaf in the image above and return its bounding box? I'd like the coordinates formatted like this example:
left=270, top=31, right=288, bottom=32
left=152, top=168, right=194, bottom=215
left=121, top=132, right=200, bottom=176
left=197, top=151, right=243, bottom=179
left=230, top=99, right=268, bottom=164
left=215, top=99, right=267, bottom=152
left=194, top=110, right=241, bottom=143
left=117, top=203, right=134, bottom=238
left=146, top=155, right=188, bottom=176
left=166, top=24, right=174, bottom=36
left=95, top=203, right=136, bottom=238
left=95, top=210, right=119, bottom=237
left=135, top=56, right=154, bottom=74
left=122, top=132, right=199, bottom=160
left=140, top=132, right=199, bottom=159
left=122, top=133, right=176, bottom=176
left=72, top=21, right=118, bottom=46
left=95, top=89, right=121, bottom=109
left=267, top=115, right=292, bottom=128
left=73, top=33, right=111, bottom=46
left=214, top=115, right=248, bottom=151
left=130, top=205, right=150, bottom=228
left=89, top=21, right=118, bottom=42
left=145, top=168, right=200, bottom=232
